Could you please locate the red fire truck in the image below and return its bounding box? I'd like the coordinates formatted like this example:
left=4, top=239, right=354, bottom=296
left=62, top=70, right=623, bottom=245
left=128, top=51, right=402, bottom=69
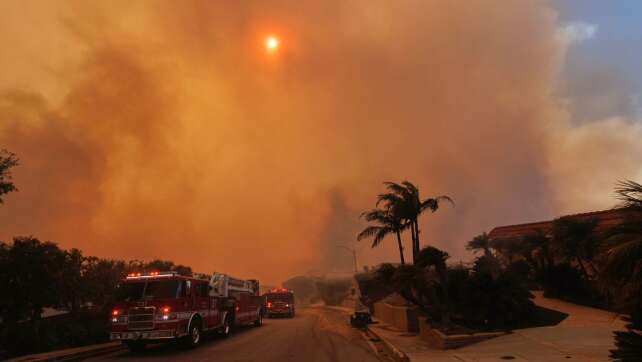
left=110, top=271, right=264, bottom=352
left=264, top=288, right=295, bottom=318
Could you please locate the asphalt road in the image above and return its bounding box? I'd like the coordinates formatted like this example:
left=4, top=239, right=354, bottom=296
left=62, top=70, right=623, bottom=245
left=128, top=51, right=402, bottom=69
left=87, top=307, right=384, bottom=362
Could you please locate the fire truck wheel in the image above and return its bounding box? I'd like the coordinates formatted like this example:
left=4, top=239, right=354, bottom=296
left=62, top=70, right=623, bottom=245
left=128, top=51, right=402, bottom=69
left=254, top=313, right=262, bottom=327
left=185, top=320, right=202, bottom=348
left=125, top=341, right=146, bottom=353
left=219, top=314, right=232, bottom=338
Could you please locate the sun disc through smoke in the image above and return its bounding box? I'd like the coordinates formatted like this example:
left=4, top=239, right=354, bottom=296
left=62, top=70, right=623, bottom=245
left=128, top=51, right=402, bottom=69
left=265, top=35, right=280, bottom=53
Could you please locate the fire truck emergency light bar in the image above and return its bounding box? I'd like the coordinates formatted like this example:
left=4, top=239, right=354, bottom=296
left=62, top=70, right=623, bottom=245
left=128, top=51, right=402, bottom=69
left=270, top=288, right=292, bottom=293
left=125, top=271, right=177, bottom=279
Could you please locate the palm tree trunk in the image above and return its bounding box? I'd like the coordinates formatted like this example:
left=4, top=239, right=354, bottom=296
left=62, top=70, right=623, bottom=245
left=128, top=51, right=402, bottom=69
left=414, top=219, right=420, bottom=256
left=576, top=257, right=591, bottom=280
left=410, top=222, right=418, bottom=262
left=396, top=231, right=405, bottom=265
left=588, top=260, right=599, bottom=276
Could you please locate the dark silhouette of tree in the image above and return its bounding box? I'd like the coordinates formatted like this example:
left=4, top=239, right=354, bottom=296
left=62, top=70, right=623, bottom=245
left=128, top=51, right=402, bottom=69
left=0, top=149, right=18, bottom=204
left=376, top=181, right=453, bottom=262
left=59, top=248, right=84, bottom=315
left=604, top=180, right=642, bottom=360
left=601, top=180, right=642, bottom=362
left=0, top=237, right=66, bottom=351
left=611, top=310, right=642, bottom=361
left=522, top=230, right=554, bottom=273
left=602, top=181, right=642, bottom=294
left=466, top=233, right=493, bottom=258
left=415, top=246, right=451, bottom=323
left=82, top=257, right=127, bottom=309
left=615, top=180, right=642, bottom=210
left=358, top=208, right=407, bottom=264
left=552, top=216, right=599, bottom=279
left=141, top=259, right=193, bottom=275
left=490, top=237, right=522, bottom=265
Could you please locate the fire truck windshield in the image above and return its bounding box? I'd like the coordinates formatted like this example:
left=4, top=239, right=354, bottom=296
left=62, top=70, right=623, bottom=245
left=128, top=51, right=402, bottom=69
left=266, top=293, right=292, bottom=302
left=116, top=280, right=181, bottom=301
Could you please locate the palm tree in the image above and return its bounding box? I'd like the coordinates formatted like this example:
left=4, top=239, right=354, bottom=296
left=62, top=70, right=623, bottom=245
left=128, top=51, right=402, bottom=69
left=415, top=246, right=451, bottom=323
left=521, top=230, right=554, bottom=275
left=376, top=181, right=453, bottom=262
left=604, top=180, right=642, bottom=361
left=466, top=233, right=493, bottom=258
left=552, top=216, right=599, bottom=280
left=490, top=237, right=522, bottom=265
left=602, top=219, right=642, bottom=289
left=357, top=208, right=407, bottom=264
left=602, top=180, right=642, bottom=292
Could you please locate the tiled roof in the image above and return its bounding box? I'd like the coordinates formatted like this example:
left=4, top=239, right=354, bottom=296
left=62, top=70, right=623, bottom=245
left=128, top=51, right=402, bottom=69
left=488, top=208, right=635, bottom=241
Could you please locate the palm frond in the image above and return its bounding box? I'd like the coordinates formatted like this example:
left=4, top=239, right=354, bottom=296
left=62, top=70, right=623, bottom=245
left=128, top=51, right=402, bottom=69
left=357, top=226, right=382, bottom=241
left=615, top=180, right=642, bottom=210
left=360, top=208, right=387, bottom=222
left=372, top=227, right=393, bottom=248
left=383, top=181, right=410, bottom=196
left=602, top=236, right=642, bottom=286
left=466, top=233, right=490, bottom=252
left=420, top=195, right=454, bottom=212
left=401, top=181, right=419, bottom=195
left=434, top=195, right=455, bottom=206
left=376, top=193, right=404, bottom=208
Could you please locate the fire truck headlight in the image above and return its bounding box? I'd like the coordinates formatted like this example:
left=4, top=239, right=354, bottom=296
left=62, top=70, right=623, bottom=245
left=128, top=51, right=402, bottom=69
left=111, top=316, right=127, bottom=324
left=155, top=313, right=177, bottom=321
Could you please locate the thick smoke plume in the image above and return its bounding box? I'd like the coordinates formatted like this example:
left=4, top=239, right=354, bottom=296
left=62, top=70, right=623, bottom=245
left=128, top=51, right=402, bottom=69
left=1, top=1, right=641, bottom=284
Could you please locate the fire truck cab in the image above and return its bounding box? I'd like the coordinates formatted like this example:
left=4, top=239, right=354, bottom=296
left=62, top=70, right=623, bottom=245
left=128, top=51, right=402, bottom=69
left=264, top=288, right=295, bottom=318
left=110, top=271, right=263, bottom=352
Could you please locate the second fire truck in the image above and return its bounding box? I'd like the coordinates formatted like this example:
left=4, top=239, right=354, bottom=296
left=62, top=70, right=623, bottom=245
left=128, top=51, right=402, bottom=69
left=110, top=271, right=264, bottom=351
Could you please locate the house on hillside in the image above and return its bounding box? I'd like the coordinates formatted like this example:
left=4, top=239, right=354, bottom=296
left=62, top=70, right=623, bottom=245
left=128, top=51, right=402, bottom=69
left=488, top=208, right=635, bottom=242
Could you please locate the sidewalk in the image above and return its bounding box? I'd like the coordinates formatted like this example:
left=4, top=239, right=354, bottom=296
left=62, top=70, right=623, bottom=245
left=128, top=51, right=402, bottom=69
left=366, top=293, right=626, bottom=362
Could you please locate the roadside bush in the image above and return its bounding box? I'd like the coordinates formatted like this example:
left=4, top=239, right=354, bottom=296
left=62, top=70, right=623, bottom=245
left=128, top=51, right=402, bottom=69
left=0, top=310, right=109, bottom=357
left=355, top=264, right=397, bottom=308
left=446, top=264, right=535, bottom=330
left=366, top=249, right=536, bottom=331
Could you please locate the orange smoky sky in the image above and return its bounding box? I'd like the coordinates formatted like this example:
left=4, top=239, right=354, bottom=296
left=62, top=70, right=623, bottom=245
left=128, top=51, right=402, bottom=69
left=1, top=1, right=641, bottom=285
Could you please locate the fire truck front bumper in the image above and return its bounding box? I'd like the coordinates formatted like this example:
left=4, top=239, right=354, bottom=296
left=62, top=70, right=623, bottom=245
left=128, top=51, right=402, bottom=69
left=267, top=308, right=292, bottom=315
left=110, top=329, right=177, bottom=341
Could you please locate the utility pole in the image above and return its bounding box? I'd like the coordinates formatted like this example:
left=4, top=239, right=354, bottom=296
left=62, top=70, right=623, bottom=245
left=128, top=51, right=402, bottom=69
left=336, top=244, right=358, bottom=273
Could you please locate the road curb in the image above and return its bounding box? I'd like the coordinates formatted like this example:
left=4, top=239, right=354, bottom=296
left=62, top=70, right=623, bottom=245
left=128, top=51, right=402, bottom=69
left=6, top=342, right=124, bottom=362
left=366, top=323, right=410, bottom=362
left=320, top=305, right=410, bottom=362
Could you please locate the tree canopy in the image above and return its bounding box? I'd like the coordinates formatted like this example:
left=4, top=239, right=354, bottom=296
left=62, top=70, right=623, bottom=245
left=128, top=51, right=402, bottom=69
left=0, top=149, right=18, bottom=204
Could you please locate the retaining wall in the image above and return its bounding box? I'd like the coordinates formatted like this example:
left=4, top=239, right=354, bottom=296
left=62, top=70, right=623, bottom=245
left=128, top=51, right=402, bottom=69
left=373, top=302, right=419, bottom=332
left=417, top=316, right=506, bottom=349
